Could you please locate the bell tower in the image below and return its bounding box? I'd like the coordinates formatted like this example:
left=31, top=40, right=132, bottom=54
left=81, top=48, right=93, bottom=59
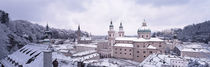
left=118, top=22, right=124, bottom=37
left=108, top=21, right=116, bottom=57
left=108, top=21, right=115, bottom=46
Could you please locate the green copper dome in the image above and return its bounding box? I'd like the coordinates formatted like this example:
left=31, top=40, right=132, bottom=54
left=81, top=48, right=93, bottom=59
left=137, top=20, right=151, bottom=33
left=138, top=29, right=151, bottom=32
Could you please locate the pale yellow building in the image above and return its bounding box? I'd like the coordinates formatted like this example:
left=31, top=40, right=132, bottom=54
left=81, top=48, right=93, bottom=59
left=107, top=20, right=166, bottom=62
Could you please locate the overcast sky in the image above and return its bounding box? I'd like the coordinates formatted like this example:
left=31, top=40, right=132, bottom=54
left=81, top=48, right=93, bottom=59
left=0, top=0, right=210, bottom=35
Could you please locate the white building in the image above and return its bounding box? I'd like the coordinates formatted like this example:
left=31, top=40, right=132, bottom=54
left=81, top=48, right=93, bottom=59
left=174, top=42, right=210, bottom=58
left=139, top=54, right=188, bottom=67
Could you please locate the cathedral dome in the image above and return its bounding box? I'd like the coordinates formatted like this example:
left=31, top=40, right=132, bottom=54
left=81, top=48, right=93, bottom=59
left=137, top=20, right=151, bottom=33
left=138, top=26, right=151, bottom=32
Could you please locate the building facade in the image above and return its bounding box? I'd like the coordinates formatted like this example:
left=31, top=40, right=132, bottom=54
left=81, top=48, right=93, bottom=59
left=107, top=20, right=166, bottom=62
left=175, top=42, right=210, bottom=58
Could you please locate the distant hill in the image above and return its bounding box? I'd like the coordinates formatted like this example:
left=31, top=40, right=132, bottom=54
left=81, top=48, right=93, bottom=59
left=0, top=10, right=78, bottom=59
left=177, top=21, right=210, bottom=42
left=155, top=20, right=210, bottom=43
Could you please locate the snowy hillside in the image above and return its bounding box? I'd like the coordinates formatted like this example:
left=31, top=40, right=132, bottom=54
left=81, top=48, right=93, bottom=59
left=0, top=10, right=77, bottom=59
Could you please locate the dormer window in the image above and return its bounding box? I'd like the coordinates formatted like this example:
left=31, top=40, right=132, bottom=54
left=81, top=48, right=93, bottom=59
left=20, top=48, right=25, bottom=52
left=30, top=51, right=37, bottom=56
left=23, top=49, right=29, bottom=53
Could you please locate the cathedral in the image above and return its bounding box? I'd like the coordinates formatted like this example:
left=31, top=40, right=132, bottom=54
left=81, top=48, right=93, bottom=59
left=107, top=20, right=166, bottom=62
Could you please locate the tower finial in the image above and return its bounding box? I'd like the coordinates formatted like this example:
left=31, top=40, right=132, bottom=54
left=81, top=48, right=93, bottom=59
left=119, top=22, right=123, bottom=28
left=46, top=22, right=49, bottom=31
left=142, top=19, right=147, bottom=26
left=111, top=20, right=113, bottom=24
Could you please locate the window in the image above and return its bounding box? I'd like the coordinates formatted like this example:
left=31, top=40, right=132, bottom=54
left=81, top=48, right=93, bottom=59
left=115, top=48, right=117, bottom=50
left=115, top=52, right=117, bottom=54
left=130, top=53, right=131, bottom=55
left=26, top=50, right=32, bottom=54
left=137, top=51, right=139, bottom=53
left=143, top=45, right=145, bottom=47
left=129, top=49, right=131, bottom=51
left=120, top=49, right=122, bottom=51
left=144, top=56, right=146, bottom=57
left=149, top=51, right=152, bottom=54
left=125, top=53, right=126, bottom=55
left=120, top=52, right=122, bottom=54
left=159, top=45, right=162, bottom=47
left=137, top=56, right=139, bottom=57
left=142, top=35, right=144, bottom=38
left=137, top=45, right=139, bottom=47
left=125, top=49, right=126, bottom=51
left=143, top=51, right=146, bottom=53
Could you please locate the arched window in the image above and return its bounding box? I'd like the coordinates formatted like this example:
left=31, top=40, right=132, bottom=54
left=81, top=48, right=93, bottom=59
left=137, top=45, right=139, bottom=47
left=137, top=51, right=139, bottom=53
left=143, top=51, right=146, bottom=53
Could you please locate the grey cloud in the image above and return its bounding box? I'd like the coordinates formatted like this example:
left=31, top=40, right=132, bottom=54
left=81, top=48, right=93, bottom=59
left=135, top=0, right=189, bottom=6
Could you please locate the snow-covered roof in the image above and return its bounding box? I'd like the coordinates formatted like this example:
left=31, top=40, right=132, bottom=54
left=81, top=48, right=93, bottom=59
left=114, top=43, right=134, bottom=47
left=115, top=37, right=164, bottom=42
left=72, top=50, right=96, bottom=57
left=133, top=38, right=164, bottom=42
left=0, top=44, right=51, bottom=67
left=115, top=37, right=137, bottom=41
left=80, top=36, right=91, bottom=40
left=147, top=45, right=156, bottom=49
left=176, top=43, right=210, bottom=53
left=140, top=54, right=188, bottom=67
left=76, top=44, right=97, bottom=48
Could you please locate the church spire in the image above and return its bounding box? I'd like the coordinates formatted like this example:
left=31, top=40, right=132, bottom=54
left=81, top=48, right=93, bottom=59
left=109, top=21, right=113, bottom=27
left=46, top=23, right=49, bottom=31
left=78, top=25, right=80, bottom=31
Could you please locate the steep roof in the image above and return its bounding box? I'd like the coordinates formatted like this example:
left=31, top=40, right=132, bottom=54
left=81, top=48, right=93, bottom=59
left=0, top=44, right=51, bottom=67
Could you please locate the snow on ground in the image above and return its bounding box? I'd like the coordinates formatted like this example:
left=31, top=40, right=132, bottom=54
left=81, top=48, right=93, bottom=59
left=72, top=50, right=96, bottom=57
left=86, top=58, right=140, bottom=67
left=72, top=53, right=99, bottom=62
left=53, top=44, right=74, bottom=50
